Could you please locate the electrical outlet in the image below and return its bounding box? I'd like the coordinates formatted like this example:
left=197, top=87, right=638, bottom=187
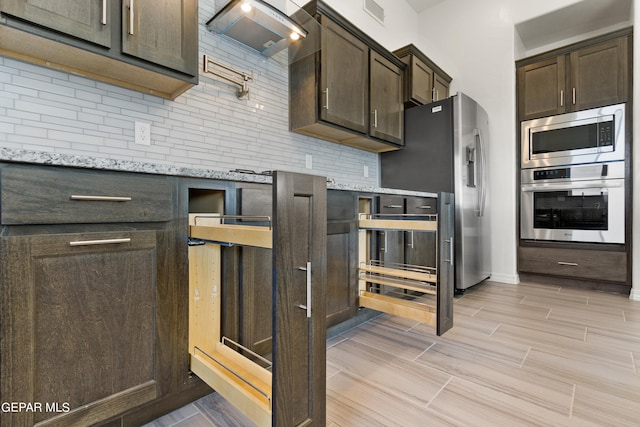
left=305, top=154, right=312, bottom=169
left=135, top=121, right=151, bottom=146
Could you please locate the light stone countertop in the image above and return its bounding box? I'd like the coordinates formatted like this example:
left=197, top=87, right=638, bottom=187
left=0, top=148, right=439, bottom=198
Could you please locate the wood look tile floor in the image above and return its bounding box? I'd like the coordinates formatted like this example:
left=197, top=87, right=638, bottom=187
left=144, top=281, right=640, bottom=427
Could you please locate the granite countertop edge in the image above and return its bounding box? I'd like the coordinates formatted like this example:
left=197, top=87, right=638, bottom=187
left=0, top=148, right=439, bottom=198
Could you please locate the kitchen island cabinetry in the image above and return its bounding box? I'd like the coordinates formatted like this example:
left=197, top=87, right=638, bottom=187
left=516, top=30, right=630, bottom=121
left=393, top=44, right=451, bottom=107
left=290, top=0, right=404, bottom=152
left=0, top=0, right=198, bottom=99
left=0, top=163, right=183, bottom=426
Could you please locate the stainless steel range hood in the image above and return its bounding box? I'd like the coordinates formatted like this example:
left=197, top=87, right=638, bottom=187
left=206, top=0, right=307, bottom=57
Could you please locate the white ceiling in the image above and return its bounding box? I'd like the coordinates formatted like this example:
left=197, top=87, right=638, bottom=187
left=515, top=0, right=633, bottom=52
left=405, top=0, right=633, bottom=53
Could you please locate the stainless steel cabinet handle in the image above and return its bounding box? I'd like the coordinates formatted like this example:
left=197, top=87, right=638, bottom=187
left=382, top=231, right=387, bottom=253
left=432, top=87, right=436, bottom=101
left=408, top=231, right=414, bottom=249
left=297, top=262, right=312, bottom=318
left=417, top=205, right=432, bottom=209
left=384, top=204, right=403, bottom=209
left=69, top=237, right=131, bottom=246
left=323, top=88, right=329, bottom=110
left=101, top=0, right=107, bottom=25
left=373, top=109, right=378, bottom=128
left=572, top=87, right=576, bottom=105
left=70, top=195, right=132, bottom=202
left=443, top=237, right=454, bottom=265
left=128, top=0, right=134, bottom=35
left=560, top=89, right=564, bottom=107
left=557, top=261, right=578, bottom=266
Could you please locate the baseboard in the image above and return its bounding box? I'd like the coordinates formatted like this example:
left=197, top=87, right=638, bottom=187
left=630, top=287, right=640, bottom=301
left=487, top=273, right=520, bottom=285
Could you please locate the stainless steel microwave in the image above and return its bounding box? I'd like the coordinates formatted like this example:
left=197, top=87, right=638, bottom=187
left=521, top=103, right=625, bottom=169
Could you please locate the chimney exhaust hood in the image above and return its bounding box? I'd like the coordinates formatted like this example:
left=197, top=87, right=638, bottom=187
left=206, top=0, right=307, bottom=57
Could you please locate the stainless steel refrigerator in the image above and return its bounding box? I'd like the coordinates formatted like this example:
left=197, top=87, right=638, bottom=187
left=381, top=92, right=491, bottom=291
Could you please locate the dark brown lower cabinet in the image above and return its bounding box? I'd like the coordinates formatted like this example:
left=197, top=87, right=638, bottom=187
left=0, top=230, right=161, bottom=426
left=273, top=172, right=327, bottom=426
left=519, top=245, right=627, bottom=283
left=188, top=172, right=326, bottom=427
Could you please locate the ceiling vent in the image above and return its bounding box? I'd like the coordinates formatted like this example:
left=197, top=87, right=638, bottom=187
left=364, top=0, right=385, bottom=24
left=207, top=0, right=307, bottom=57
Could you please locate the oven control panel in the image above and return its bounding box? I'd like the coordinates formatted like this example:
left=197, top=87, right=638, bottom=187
left=533, top=168, right=570, bottom=180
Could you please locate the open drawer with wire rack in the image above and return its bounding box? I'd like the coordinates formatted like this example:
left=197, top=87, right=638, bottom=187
left=357, top=192, right=455, bottom=335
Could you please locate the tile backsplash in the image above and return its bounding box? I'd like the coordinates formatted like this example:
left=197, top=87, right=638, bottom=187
left=0, top=2, right=379, bottom=187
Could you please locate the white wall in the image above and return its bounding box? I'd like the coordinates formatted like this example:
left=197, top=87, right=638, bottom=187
left=407, top=0, right=627, bottom=285
left=323, top=0, right=419, bottom=52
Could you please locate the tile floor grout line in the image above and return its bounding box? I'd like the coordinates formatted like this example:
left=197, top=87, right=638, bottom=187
left=425, top=375, right=453, bottom=409
left=631, top=352, right=637, bottom=375
left=413, top=341, right=436, bottom=361
left=489, top=322, right=501, bottom=337
left=583, top=326, right=588, bottom=342
left=569, top=384, right=576, bottom=420
left=519, top=346, right=532, bottom=368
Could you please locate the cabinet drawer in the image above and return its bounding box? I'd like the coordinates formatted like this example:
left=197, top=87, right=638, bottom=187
left=406, top=197, right=436, bottom=214
left=378, top=195, right=405, bottom=214
left=519, top=246, right=627, bottom=283
left=1, top=165, right=172, bottom=224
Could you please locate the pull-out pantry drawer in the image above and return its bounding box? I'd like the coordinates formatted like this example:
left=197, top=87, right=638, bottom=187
left=0, top=164, right=172, bottom=224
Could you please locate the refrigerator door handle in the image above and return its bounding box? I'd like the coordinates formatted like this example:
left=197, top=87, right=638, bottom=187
left=476, top=129, right=488, bottom=217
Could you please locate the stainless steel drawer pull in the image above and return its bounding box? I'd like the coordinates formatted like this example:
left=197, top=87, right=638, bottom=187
left=70, top=195, right=132, bottom=202
left=557, top=261, right=578, bottom=266
left=323, top=88, right=329, bottom=110
left=384, top=204, right=403, bottom=209
left=101, top=0, right=107, bottom=25
left=417, top=205, right=432, bottom=209
left=69, top=238, right=131, bottom=247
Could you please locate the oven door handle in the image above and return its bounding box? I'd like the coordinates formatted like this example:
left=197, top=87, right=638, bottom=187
left=521, top=181, right=623, bottom=192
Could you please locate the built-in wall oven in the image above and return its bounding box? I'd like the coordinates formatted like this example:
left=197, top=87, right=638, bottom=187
left=521, top=103, right=625, bottom=169
left=521, top=162, right=625, bottom=244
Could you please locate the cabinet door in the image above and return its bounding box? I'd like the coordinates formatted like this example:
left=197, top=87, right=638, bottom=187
left=370, top=51, right=404, bottom=145
left=122, top=0, right=198, bottom=76
left=326, top=191, right=358, bottom=327
left=517, top=56, right=566, bottom=120
left=273, top=172, right=326, bottom=426
left=320, top=16, right=368, bottom=134
left=0, top=231, right=159, bottom=426
left=433, top=72, right=450, bottom=102
left=1, top=0, right=111, bottom=47
left=409, top=56, right=434, bottom=105
left=570, top=36, right=629, bottom=111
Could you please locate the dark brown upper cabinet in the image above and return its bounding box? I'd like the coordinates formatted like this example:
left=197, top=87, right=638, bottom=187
left=394, top=44, right=452, bottom=108
left=1, top=0, right=112, bottom=46
left=121, top=0, right=198, bottom=77
left=0, top=0, right=198, bottom=99
left=517, top=31, right=630, bottom=121
left=319, top=16, right=369, bottom=135
left=369, top=51, right=403, bottom=145
left=290, top=0, right=405, bottom=152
